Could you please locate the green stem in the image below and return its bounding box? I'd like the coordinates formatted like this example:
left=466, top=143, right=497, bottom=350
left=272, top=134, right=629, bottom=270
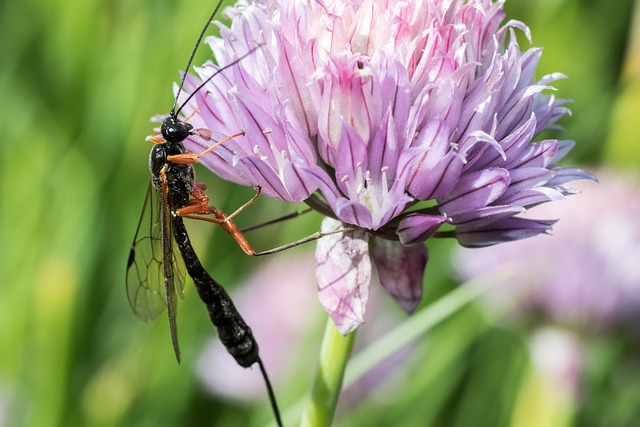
left=300, top=318, right=356, bottom=427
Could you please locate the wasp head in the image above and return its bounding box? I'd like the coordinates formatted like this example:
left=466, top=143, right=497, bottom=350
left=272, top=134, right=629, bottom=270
left=161, top=114, right=194, bottom=143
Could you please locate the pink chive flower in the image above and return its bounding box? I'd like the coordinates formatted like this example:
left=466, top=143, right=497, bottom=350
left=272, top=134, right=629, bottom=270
left=175, top=0, right=593, bottom=334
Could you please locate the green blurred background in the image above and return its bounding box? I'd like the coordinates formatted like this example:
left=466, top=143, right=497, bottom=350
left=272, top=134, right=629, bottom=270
left=0, top=0, right=638, bottom=426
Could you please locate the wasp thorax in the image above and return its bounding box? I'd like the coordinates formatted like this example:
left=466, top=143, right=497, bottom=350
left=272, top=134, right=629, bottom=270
left=161, top=116, right=193, bottom=143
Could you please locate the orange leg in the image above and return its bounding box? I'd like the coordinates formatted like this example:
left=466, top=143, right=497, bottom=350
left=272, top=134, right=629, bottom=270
left=178, top=182, right=356, bottom=257
left=168, top=130, right=246, bottom=165
left=175, top=186, right=262, bottom=256
left=150, top=131, right=165, bottom=144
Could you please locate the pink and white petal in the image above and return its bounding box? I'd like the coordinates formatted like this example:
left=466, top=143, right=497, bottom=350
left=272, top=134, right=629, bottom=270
left=276, top=36, right=319, bottom=137
left=316, top=218, right=372, bottom=335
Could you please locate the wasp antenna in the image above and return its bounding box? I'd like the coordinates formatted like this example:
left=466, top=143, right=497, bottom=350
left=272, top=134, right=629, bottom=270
left=175, top=44, right=264, bottom=117
left=172, top=0, right=227, bottom=115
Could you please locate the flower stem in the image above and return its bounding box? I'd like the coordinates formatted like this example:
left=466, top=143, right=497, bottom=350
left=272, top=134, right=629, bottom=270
left=300, top=318, right=356, bottom=427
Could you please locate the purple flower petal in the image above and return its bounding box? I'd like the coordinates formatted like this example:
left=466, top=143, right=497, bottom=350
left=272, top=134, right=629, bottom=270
left=450, top=205, right=525, bottom=228
left=334, top=123, right=369, bottom=197
left=405, top=148, right=464, bottom=200
left=546, top=168, right=597, bottom=187
left=234, top=155, right=300, bottom=201
left=315, top=218, right=371, bottom=334
left=505, top=140, right=558, bottom=169
left=334, top=198, right=374, bottom=229
left=498, top=167, right=556, bottom=198
left=455, top=218, right=556, bottom=248
left=466, top=114, right=537, bottom=172
left=439, top=168, right=511, bottom=217
left=371, top=238, right=428, bottom=314
left=282, top=161, right=319, bottom=202
left=404, top=117, right=454, bottom=196
left=368, top=108, right=402, bottom=184
left=397, top=213, right=447, bottom=245
left=498, top=186, right=565, bottom=208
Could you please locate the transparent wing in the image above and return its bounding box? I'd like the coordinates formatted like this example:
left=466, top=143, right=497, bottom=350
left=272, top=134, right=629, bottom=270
left=126, top=182, right=186, bottom=323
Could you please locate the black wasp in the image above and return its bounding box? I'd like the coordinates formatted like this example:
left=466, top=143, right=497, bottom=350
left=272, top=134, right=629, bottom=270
left=125, top=1, right=283, bottom=425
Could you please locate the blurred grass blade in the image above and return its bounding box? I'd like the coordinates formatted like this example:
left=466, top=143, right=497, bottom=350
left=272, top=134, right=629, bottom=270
left=344, top=267, right=516, bottom=389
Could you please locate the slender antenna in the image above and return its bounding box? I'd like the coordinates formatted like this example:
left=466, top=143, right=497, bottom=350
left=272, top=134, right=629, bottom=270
left=174, top=44, right=263, bottom=117
left=172, top=0, right=226, bottom=115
